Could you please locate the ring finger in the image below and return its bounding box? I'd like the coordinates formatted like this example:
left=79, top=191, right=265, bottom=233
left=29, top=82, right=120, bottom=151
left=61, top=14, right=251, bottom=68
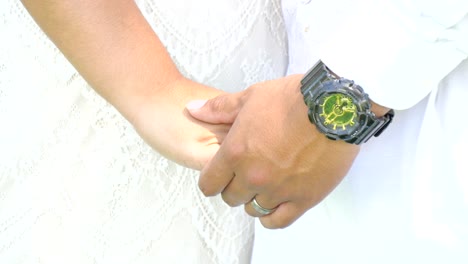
left=245, top=194, right=283, bottom=218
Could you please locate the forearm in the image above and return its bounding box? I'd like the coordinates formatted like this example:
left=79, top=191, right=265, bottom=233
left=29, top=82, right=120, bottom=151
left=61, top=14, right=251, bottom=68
left=21, top=0, right=182, bottom=123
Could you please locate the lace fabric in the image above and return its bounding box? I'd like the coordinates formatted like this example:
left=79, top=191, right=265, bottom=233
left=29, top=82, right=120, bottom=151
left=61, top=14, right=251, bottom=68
left=0, top=0, right=287, bottom=263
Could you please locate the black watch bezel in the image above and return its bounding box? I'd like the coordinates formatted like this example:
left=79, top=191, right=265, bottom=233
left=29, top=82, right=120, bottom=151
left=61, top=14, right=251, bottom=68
left=301, top=60, right=394, bottom=145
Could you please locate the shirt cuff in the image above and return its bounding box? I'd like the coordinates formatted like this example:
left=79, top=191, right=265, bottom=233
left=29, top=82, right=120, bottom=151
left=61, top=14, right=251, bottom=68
left=317, top=1, right=468, bottom=110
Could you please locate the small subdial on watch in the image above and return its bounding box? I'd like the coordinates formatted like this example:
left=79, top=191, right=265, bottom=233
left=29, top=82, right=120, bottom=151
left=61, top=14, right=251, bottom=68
left=319, top=93, right=358, bottom=130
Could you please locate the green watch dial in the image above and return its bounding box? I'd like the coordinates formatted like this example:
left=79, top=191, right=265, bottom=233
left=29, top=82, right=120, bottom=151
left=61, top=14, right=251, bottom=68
left=319, top=93, right=358, bottom=130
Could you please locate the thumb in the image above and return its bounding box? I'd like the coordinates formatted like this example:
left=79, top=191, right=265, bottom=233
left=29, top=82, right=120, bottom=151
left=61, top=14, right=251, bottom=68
left=186, top=93, right=243, bottom=124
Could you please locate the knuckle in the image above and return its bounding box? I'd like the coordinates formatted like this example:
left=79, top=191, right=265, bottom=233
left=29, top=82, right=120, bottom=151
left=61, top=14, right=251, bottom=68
left=204, top=96, right=232, bottom=124
left=245, top=168, right=270, bottom=189
left=244, top=81, right=267, bottom=97
left=274, top=187, right=293, bottom=201
left=246, top=173, right=268, bottom=189
left=209, top=95, right=228, bottom=112
left=198, top=181, right=216, bottom=197
left=246, top=82, right=263, bottom=92
left=221, top=193, right=238, bottom=207
left=225, top=143, right=246, bottom=162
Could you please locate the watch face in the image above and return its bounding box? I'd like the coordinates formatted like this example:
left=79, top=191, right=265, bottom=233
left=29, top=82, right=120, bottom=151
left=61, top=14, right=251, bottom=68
left=316, top=92, right=359, bottom=133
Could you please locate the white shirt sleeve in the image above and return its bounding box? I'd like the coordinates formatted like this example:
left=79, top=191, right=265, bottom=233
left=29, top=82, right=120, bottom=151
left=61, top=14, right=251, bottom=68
left=291, top=0, right=468, bottom=109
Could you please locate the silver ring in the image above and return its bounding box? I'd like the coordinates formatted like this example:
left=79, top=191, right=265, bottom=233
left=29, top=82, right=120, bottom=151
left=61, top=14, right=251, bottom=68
left=250, top=197, right=276, bottom=216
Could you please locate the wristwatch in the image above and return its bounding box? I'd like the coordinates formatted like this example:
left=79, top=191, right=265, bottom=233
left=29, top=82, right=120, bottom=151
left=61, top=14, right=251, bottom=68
left=300, top=60, right=394, bottom=145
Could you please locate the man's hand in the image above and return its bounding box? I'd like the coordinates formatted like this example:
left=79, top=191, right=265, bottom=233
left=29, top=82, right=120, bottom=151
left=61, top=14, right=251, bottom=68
left=186, top=75, right=360, bottom=228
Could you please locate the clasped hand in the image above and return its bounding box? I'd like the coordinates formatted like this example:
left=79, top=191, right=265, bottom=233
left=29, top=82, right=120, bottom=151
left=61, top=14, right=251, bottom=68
left=186, top=75, right=359, bottom=229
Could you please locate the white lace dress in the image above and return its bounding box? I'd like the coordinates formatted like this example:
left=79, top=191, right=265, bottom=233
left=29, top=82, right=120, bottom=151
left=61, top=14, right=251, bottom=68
left=0, top=0, right=287, bottom=263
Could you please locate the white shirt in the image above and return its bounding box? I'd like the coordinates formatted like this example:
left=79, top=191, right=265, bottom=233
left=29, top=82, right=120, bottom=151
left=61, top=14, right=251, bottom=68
left=283, top=0, right=468, bottom=109
left=253, top=1, right=468, bottom=263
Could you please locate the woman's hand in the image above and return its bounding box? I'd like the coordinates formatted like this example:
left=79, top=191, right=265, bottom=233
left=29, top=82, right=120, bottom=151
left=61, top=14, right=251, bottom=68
left=20, top=0, right=229, bottom=170
left=133, top=78, right=230, bottom=170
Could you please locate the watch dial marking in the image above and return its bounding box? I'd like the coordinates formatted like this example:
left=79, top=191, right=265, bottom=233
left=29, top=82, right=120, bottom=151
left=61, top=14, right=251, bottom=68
left=319, top=93, right=357, bottom=130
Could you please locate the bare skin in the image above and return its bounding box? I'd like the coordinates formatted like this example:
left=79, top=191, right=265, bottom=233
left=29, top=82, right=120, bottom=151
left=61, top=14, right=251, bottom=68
left=187, top=74, right=390, bottom=228
left=21, top=0, right=391, bottom=228
left=21, top=0, right=229, bottom=170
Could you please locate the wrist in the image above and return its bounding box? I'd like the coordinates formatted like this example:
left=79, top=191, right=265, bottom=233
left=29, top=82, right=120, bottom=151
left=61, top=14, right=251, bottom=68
left=120, top=75, right=184, bottom=126
left=370, top=100, right=391, bottom=118
left=300, top=60, right=394, bottom=144
left=130, top=78, right=224, bottom=129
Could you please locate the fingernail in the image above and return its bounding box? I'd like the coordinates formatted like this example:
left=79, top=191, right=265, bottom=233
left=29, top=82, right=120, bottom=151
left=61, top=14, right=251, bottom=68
left=186, top=100, right=207, bottom=110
